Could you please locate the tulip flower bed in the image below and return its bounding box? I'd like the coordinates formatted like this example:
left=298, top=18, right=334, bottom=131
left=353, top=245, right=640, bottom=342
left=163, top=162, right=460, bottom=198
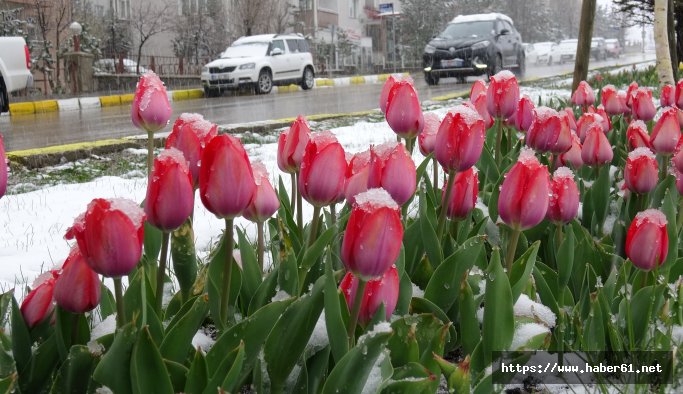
left=2, top=68, right=683, bottom=394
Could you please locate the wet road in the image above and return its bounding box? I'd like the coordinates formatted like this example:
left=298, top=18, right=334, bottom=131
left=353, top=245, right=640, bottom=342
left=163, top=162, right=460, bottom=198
left=1, top=52, right=654, bottom=152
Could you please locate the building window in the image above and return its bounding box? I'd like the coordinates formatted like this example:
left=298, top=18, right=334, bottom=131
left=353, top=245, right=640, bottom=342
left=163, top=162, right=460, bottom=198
left=349, top=0, right=358, bottom=18
left=116, top=0, right=131, bottom=19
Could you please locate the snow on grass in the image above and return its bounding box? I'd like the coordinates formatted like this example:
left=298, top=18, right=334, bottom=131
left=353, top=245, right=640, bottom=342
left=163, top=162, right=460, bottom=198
left=513, top=294, right=557, bottom=328
left=510, top=322, right=550, bottom=350
left=191, top=329, right=215, bottom=354
left=90, top=315, right=116, bottom=341
left=306, top=311, right=329, bottom=353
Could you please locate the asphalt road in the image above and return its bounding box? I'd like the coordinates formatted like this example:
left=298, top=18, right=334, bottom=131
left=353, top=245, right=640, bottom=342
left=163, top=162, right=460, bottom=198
left=0, top=52, right=655, bottom=152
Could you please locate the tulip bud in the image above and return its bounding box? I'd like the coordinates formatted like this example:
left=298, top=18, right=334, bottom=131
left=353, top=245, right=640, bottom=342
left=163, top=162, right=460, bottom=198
left=345, top=149, right=372, bottom=205
left=563, top=108, right=577, bottom=131
left=571, top=81, right=595, bottom=107
left=299, top=131, right=347, bottom=207
left=145, top=148, right=194, bottom=231
left=498, top=148, right=550, bottom=230
left=581, top=124, right=613, bottom=166
left=626, top=209, right=669, bottom=271
left=547, top=167, right=580, bottom=224
left=661, top=84, right=675, bottom=107
left=673, top=137, right=683, bottom=173
left=277, top=115, right=311, bottom=173
left=0, top=134, right=6, bottom=199
left=624, top=148, right=659, bottom=194
left=626, top=81, right=639, bottom=109
left=525, top=107, right=572, bottom=154
left=385, top=80, right=424, bottom=139
left=244, top=162, right=280, bottom=222
left=470, top=79, right=487, bottom=99
left=618, top=91, right=629, bottom=114
left=165, top=113, right=218, bottom=186
left=20, top=272, right=57, bottom=328
left=487, top=70, right=520, bottom=119
left=341, top=188, right=403, bottom=278
left=379, top=75, right=413, bottom=114
left=515, top=96, right=535, bottom=132
left=632, top=88, right=657, bottom=122
left=626, top=120, right=651, bottom=151
left=418, top=112, right=440, bottom=156
left=65, top=198, right=145, bottom=277
left=367, top=142, right=416, bottom=206
left=676, top=79, right=683, bottom=109
left=339, top=265, right=399, bottom=324
left=468, top=92, right=494, bottom=129
left=556, top=132, right=584, bottom=170
left=601, top=85, right=622, bottom=116
left=435, top=105, right=486, bottom=172
left=577, top=112, right=605, bottom=143
left=651, top=107, right=681, bottom=154
left=444, top=167, right=478, bottom=220
left=674, top=166, right=683, bottom=195
left=200, top=134, right=256, bottom=218
left=54, top=246, right=101, bottom=313
left=595, top=105, right=612, bottom=131
left=131, top=71, right=172, bottom=133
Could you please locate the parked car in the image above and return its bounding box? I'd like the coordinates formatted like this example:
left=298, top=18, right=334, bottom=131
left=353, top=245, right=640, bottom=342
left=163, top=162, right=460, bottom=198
left=201, top=34, right=315, bottom=96
left=93, top=58, right=148, bottom=74
left=591, top=37, right=607, bottom=61
left=0, top=37, right=32, bottom=113
left=422, top=12, right=525, bottom=85
left=555, top=39, right=578, bottom=64
left=523, top=43, right=537, bottom=65
left=530, top=41, right=557, bottom=65
left=605, top=38, right=622, bottom=58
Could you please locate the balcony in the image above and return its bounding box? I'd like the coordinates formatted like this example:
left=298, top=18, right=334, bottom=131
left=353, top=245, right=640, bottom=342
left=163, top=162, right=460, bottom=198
left=298, top=9, right=339, bottom=30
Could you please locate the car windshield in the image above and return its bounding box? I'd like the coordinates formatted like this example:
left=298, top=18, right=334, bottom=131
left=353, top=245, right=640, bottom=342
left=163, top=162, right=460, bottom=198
left=535, top=43, right=553, bottom=51
left=559, top=41, right=577, bottom=49
left=439, top=21, right=495, bottom=40
left=222, top=42, right=268, bottom=58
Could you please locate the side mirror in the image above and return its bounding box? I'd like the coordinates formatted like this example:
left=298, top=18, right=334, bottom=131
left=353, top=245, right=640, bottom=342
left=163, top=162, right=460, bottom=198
left=498, top=29, right=510, bottom=36
left=271, top=48, right=283, bottom=56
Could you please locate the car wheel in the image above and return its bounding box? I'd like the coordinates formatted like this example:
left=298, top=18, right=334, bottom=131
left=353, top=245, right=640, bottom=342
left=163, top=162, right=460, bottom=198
left=0, top=79, right=8, bottom=113
left=488, top=54, right=502, bottom=80
left=514, top=52, right=526, bottom=78
left=300, top=66, right=315, bottom=90
left=424, top=72, right=439, bottom=86
left=256, top=69, right=273, bottom=94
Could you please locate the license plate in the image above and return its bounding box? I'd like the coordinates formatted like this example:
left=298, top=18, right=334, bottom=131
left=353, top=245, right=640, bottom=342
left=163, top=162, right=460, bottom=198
left=441, top=59, right=463, bottom=68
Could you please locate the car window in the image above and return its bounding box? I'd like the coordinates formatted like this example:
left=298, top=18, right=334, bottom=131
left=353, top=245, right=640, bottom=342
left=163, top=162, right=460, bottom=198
left=440, top=21, right=495, bottom=39
left=270, top=40, right=285, bottom=54
left=502, top=21, right=514, bottom=33
left=297, top=39, right=310, bottom=53
left=286, top=39, right=299, bottom=53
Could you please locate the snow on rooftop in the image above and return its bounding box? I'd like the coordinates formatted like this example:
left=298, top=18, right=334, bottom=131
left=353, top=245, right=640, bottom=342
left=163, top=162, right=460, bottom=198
left=634, top=209, right=667, bottom=227
left=451, top=13, right=513, bottom=25
left=354, top=188, right=399, bottom=210
left=553, top=166, right=574, bottom=179
left=628, top=147, right=656, bottom=160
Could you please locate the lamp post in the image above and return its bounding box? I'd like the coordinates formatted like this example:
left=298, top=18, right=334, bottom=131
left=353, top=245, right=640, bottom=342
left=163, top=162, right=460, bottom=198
left=69, top=21, right=83, bottom=52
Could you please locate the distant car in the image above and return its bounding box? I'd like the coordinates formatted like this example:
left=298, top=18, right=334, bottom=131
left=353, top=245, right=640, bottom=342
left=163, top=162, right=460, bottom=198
left=523, top=43, right=537, bottom=64
left=555, top=39, right=578, bottom=64
left=591, top=37, right=607, bottom=61
left=605, top=38, right=622, bottom=58
left=93, top=58, right=148, bottom=74
left=531, top=41, right=557, bottom=65
left=201, top=33, right=315, bottom=96
left=0, top=36, right=33, bottom=112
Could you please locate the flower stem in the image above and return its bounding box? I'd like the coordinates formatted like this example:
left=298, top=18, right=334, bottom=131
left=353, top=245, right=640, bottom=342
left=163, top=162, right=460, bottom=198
left=432, top=157, right=439, bottom=191
left=347, top=278, right=368, bottom=348
left=257, top=221, right=265, bottom=273
left=308, top=206, right=321, bottom=247
left=71, top=313, right=80, bottom=345
left=155, top=231, right=170, bottom=316
left=330, top=204, right=337, bottom=229
left=555, top=224, right=563, bottom=266
left=437, top=169, right=456, bottom=238
left=677, top=197, right=683, bottom=232
left=495, top=118, right=503, bottom=166
left=221, top=219, right=235, bottom=325
left=506, top=228, right=522, bottom=276
left=296, top=172, right=303, bottom=236
left=661, top=155, right=669, bottom=181
left=113, top=277, right=125, bottom=329
left=146, top=131, right=154, bottom=176
left=290, top=173, right=296, bottom=212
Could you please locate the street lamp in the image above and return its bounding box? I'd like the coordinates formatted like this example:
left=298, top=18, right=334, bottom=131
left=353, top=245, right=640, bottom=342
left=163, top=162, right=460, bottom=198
left=69, top=21, right=82, bottom=52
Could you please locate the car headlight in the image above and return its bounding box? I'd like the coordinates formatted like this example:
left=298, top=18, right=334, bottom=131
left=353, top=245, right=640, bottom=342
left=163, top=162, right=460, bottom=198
left=239, top=63, right=255, bottom=70
left=424, top=44, right=436, bottom=54
left=202, top=66, right=208, bottom=73
left=471, top=41, right=490, bottom=50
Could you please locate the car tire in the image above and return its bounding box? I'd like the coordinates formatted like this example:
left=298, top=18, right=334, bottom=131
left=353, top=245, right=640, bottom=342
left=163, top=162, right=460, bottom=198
left=256, top=69, right=273, bottom=95
left=513, top=52, right=525, bottom=78
left=0, top=79, right=8, bottom=113
left=300, top=66, right=314, bottom=90
left=488, top=54, right=502, bottom=80
left=425, top=73, right=439, bottom=86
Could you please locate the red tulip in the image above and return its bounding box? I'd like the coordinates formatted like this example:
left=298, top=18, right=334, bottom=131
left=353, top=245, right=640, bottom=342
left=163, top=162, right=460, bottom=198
left=601, top=85, right=622, bottom=116
left=674, top=166, right=683, bottom=195
left=676, top=79, right=683, bottom=108
left=277, top=115, right=311, bottom=173
left=65, top=198, right=145, bottom=277
left=577, top=112, right=605, bottom=143
left=632, top=88, right=657, bottom=122
left=341, top=188, right=403, bottom=278
left=20, top=272, right=57, bottom=328
left=525, top=106, right=572, bottom=154
left=468, top=92, right=494, bottom=129
left=54, top=246, right=101, bottom=313
left=131, top=71, right=172, bottom=133
left=626, top=81, right=639, bottom=109
left=199, top=134, right=256, bottom=218
left=556, top=132, right=584, bottom=169
left=624, top=148, right=659, bottom=194
left=444, top=167, right=478, bottom=220
left=299, top=131, right=347, bottom=207
left=515, top=96, right=535, bottom=132
left=244, top=162, right=280, bottom=222
left=498, top=148, right=550, bottom=230
left=563, top=108, right=577, bottom=131
left=661, top=84, right=675, bottom=107
left=340, top=265, right=399, bottom=324
left=145, top=148, right=194, bottom=231
left=486, top=70, right=519, bottom=119
left=435, top=105, right=486, bottom=172
left=385, top=80, right=424, bottom=139
left=626, top=209, right=669, bottom=271
left=165, top=113, right=218, bottom=185
left=418, top=112, right=440, bottom=156
left=379, top=75, right=412, bottom=114
left=673, top=136, right=683, bottom=173
left=581, top=124, right=613, bottom=166
left=0, top=134, right=6, bottom=199
left=595, top=106, right=612, bottom=131
left=345, top=149, right=372, bottom=205
left=470, top=79, right=487, bottom=99
left=618, top=91, right=629, bottom=114
left=368, top=142, right=416, bottom=206
left=626, top=120, right=651, bottom=151
left=651, top=107, right=681, bottom=154
left=546, top=167, right=579, bottom=224
left=571, top=81, right=595, bottom=107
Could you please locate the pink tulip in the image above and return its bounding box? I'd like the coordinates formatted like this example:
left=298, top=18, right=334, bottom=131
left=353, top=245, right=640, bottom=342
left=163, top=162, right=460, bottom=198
left=624, top=148, right=659, bottom=194
left=345, top=150, right=372, bottom=205
left=131, top=71, right=172, bottom=133
left=244, top=162, right=280, bottom=222
left=385, top=80, right=424, bottom=139
left=626, top=81, right=639, bottom=109
left=341, top=188, right=403, bottom=278
left=165, top=113, right=218, bottom=185
left=626, top=120, right=651, bottom=151
left=595, top=106, right=612, bottom=131
left=515, top=96, right=535, bottom=132
left=632, top=88, right=657, bottom=121
left=556, top=133, right=584, bottom=169
left=563, top=108, right=577, bottom=131
left=54, top=246, right=101, bottom=313
left=651, top=107, right=681, bottom=154
left=673, top=137, right=683, bottom=173
left=674, top=166, right=683, bottom=195
left=65, top=198, right=145, bottom=277
left=626, top=209, right=669, bottom=271
left=367, top=142, right=416, bottom=206
left=277, top=115, right=311, bottom=174
left=0, top=134, right=6, bottom=199
left=470, top=79, right=487, bottom=99
left=676, top=79, right=683, bottom=108
left=546, top=167, right=579, bottom=224
left=20, top=272, right=58, bottom=327
left=444, top=168, right=478, bottom=220
left=525, top=106, right=572, bottom=154
left=299, top=131, right=347, bottom=207
left=571, top=81, right=595, bottom=107
left=577, top=112, right=605, bottom=143
left=340, top=265, right=399, bottom=324
left=661, top=84, right=675, bottom=107
left=581, top=124, right=613, bottom=166
left=498, top=148, right=550, bottom=230
left=601, top=85, right=622, bottom=116
left=435, top=105, right=486, bottom=172
left=379, top=75, right=412, bottom=114
left=486, top=70, right=519, bottom=119
left=418, top=112, right=440, bottom=156
left=469, top=92, right=494, bottom=129
left=145, top=148, right=194, bottom=231
left=617, top=91, right=629, bottom=114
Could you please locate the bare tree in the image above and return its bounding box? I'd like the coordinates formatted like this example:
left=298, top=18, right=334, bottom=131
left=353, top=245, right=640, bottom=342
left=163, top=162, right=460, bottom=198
left=572, top=0, right=597, bottom=93
left=232, top=0, right=264, bottom=36
left=655, top=0, right=675, bottom=84
left=231, top=0, right=292, bottom=36
left=269, top=0, right=295, bottom=33
left=131, top=0, right=171, bottom=74
left=51, top=0, right=71, bottom=83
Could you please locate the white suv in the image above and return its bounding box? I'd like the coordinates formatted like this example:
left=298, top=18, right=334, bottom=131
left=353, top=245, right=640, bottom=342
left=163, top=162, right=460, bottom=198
left=201, top=34, right=315, bottom=96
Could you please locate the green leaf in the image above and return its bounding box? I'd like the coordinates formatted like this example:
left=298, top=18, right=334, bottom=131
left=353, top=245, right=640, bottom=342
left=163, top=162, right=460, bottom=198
left=202, top=342, right=245, bottom=394
left=205, top=233, right=242, bottom=329
left=10, top=297, right=31, bottom=375
left=420, top=190, right=443, bottom=267
left=99, top=283, right=116, bottom=320
left=22, top=334, right=59, bottom=393
left=583, top=295, right=606, bottom=351
left=171, top=219, right=198, bottom=302
left=387, top=314, right=447, bottom=371
left=557, top=226, right=575, bottom=288
left=130, top=326, right=174, bottom=394
left=459, top=279, right=480, bottom=356
left=482, top=249, right=514, bottom=364
left=160, top=295, right=209, bottom=364
left=395, top=273, right=413, bottom=316
left=532, top=264, right=560, bottom=316
left=509, top=241, right=540, bottom=303
left=592, top=165, right=611, bottom=231
left=248, top=266, right=280, bottom=314
left=237, top=228, right=263, bottom=303
left=403, top=221, right=425, bottom=277
left=324, top=259, right=348, bottom=362
left=185, top=350, right=208, bottom=394
left=661, top=188, right=679, bottom=274
left=299, top=225, right=336, bottom=279
left=143, top=220, right=163, bottom=261
left=382, top=363, right=435, bottom=393
left=93, top=323, right=137, bottom=394
left=164, top=359, right=188, bottom=393
left=303, top=346, right=331, bottom=394
left=279, top=247, right=299, bottom=296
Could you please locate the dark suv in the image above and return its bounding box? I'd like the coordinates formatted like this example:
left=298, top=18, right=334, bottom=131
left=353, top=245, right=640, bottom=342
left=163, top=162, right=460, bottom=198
left=423, top=13, right=525, bottom=85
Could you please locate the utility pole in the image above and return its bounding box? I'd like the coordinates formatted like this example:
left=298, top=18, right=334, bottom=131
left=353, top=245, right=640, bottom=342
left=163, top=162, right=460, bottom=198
left=312, top=0, right=318, bottom=38
left=571, top=0, right=596, bottom=93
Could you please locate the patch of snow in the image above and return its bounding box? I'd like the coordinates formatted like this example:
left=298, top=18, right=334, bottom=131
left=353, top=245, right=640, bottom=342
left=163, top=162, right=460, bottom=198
left=553, top=166, right=574, bottom=179
left=306, top=311, right=329, bottom=352
left=354, top=188, right=399, bottom=210
left=634, top=208, right=667, bottom=226
left=361, top=349, right=390, bottom=394
left=510, top=322, right=550, bottom=350
left=271, top=289, right=291, bottom=303
left=517, top=147, right=538, bottom=165
left=411, top=283, right=425, bottom=298
left=108, top=198, right=145, bottom=227
left=91, top=315, right=117, bottom=341
left=513, top=294, right=557, bottom=328
left=123, top=148, right=148, bottom=156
